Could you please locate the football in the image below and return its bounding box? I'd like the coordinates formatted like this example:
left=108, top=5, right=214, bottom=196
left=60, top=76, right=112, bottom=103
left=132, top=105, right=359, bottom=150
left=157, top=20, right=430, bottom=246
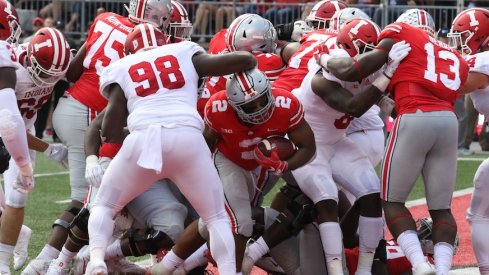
left=256, top=136, right=296, bottom=161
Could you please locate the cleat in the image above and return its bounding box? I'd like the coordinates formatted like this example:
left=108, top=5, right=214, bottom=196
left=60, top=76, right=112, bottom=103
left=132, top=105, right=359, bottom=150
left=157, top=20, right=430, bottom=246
left=14, top=225, right=32, bottom=270
left=412, top=262, right=435, bottom=275
left=21, top=258, right=51, bottom=275
left=45, top=259, right=70, bottom=275
left=85, top=260, right=107, bottom=275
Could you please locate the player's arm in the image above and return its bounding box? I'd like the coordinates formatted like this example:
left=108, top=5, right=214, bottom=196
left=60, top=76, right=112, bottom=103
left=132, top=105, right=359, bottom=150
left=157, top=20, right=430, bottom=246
left=85, top=109, right=105, bottom=157
left=458, top=72, right=489, bottom=94
left=66, top=43, right=86, bottom=83
left=192, top=51, right=257, bottom=77
left=0, top=67, right=31, bottom=168
left=280, top=42, right=301, bottom=64
left=26, top=133, right=68, bottom=167
left=202, top=125, right=221, bottom=150
left=101, top=83, right=128, bottom=145
left=325, top=38, right=395, bottom=81
left=285, top=120, right=316, bottom=171
left=312, top=74, right=383, bottom=117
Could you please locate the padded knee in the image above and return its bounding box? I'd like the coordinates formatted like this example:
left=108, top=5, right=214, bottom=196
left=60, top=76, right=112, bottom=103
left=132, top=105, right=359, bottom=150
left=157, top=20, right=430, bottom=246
left=123, top=229, right=174, bottom=257
left=286, top=194, right=317, bottom=235
left=5, top=190, right=27, bottom=208
left=53, top=207, right=81, bottom=229
left=68, top=207, right=90, bottom=246
left=198, top=218, right=210, bottom=240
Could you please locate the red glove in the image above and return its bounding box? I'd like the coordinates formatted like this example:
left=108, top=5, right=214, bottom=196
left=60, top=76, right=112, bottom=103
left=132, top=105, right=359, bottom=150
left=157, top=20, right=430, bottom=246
left=313, top=42, right=330, bottom=67
left=254, top=146, right=288, bottom=176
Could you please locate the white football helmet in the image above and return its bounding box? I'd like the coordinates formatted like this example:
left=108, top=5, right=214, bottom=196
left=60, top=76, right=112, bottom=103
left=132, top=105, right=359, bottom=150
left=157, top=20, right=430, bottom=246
left=329, top=7, right=370, bottom=32
left=396, top=8, right=436, bottom=37
left=125, top=0, right=172, bottom=31
left=226, top=68, right=275, bottom=124
left=225, top=14, right=277, bottom=53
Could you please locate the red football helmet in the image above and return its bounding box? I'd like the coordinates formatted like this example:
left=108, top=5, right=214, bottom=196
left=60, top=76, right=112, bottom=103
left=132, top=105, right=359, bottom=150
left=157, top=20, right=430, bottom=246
left=27, top=27, right=71, bottom=87
left=336, top=18, right=380, bottom=57
left=124, top=23, right=167, bottom=55
left=329, top=7, right=370, bottom=32
left=448, top=8, right=489, bottom=56
left=169, top=0, right=192, bottom=42
left=306, top=0, right=347, bottom=30
left=396, top=8, right=436, bottom=37
left=0, top=0, right=21, bottom=44
left=125, top=0, right=172, bottom=31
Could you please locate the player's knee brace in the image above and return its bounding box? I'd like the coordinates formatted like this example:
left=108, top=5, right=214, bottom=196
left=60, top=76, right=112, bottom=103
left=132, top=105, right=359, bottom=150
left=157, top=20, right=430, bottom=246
left=68, top=207, right=90, bottom=246
left=276, top=194, right=317, bottom=235
left=279, top=184, right=302, bottom=201
left=122, top=229, right=174, bottom=257
left=53, top=206, right=81, bottom=230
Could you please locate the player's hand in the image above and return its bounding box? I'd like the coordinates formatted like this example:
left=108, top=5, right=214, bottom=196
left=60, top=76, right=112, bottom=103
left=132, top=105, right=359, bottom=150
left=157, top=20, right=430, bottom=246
left=44, top=143, right=69, bottom=168
left=314, top=42, right=331, bottom=69
left=85, top=155, right=104, bottom=188
left=291, top=20, right=312, bottom=42
left=13, top=164, right=35, bottom=193
left=385, top=41, right=411, bottom=78
left=254, top=146, right=288, bottom=176
left=377, top=96, right=395, bottom=116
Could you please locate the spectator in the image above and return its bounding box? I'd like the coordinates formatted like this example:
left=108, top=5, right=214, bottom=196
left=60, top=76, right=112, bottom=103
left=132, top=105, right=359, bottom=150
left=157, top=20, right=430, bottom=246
left=215, top=0, right=234, bottom=33
left=192, top=0, right=218, bottom=42
left=22, top=17, right=43, bottom=43
left=243, top=0, right=272, bottom=15
left=44, top=17, right=55, bottom=28
left=264, top=0, right=305, bottom=25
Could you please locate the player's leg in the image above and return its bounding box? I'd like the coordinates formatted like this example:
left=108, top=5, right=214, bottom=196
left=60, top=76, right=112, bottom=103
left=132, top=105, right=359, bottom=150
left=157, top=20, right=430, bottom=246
left=381, top=113, right=436, bottom=273
left=467, top=158, right=489, bottom=274
left=423, top=111, right=458, bottom=275
left=86, top=132, right=162, bottom=274
left=347, top=128, right=385, bottom=167
left=157, top=128, right=236, bottom=275
left=331, top=137, right=383, bottom=275
left=299, top=223, right=328, bottom=275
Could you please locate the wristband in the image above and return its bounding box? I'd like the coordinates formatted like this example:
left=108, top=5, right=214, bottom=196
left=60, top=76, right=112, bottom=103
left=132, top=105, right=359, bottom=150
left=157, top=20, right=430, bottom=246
left=99, top=143, right=122, bottom=158
left=372, top=73, right=391, bottom=93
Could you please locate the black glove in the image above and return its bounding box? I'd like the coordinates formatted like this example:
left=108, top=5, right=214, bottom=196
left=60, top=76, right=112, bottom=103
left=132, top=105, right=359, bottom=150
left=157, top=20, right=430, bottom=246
left=275, top=22, right=295, bottom=41
left=0, top=138, right=11, bottom=174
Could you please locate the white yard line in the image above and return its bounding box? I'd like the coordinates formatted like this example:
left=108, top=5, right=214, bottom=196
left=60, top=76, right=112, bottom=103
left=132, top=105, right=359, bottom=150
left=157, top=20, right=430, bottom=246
left=35, top=171, right=69, bottom=178
left=406, top=187, right=474, bottom=208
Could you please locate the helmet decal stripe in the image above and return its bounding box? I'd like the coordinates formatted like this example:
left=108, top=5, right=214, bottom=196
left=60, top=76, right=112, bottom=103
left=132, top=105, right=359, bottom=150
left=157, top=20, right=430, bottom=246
left=227, top=15, right=248, bottom=52
left=46, top=27, right=60, bottom=70
left=148, top=24, right=158, bottom=46
left=55, top=28, right=67, bottom=70
left=139, top=24, right=150, bottom=49
left=137, top=0, right=145, bottom=19
left=332, top=1, right=340, bottom=12
left=235, top=72, right=256, bottom=96
left=173, top=1, right=188, bottom=18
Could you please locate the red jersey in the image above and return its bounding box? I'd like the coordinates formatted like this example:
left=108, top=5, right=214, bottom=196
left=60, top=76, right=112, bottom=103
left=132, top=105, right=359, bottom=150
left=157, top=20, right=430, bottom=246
left=345, top=240, right=434, bottom=275
left=204, top=88, right=304, bottom=170
left=273, top=29, right=337, bottom=92
left=197, top=29, right=286, bottom=117
left=68, top=13, right=134, bottom=112
left=378, top=23, right=469, bottom=115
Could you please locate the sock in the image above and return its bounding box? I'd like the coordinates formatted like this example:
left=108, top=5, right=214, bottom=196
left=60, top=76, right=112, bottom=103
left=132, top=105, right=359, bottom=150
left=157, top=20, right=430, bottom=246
left=182, top=244, right=208, bottom=272
left=161, top=250, right=184, bottom=272
left=318, top=222, right=344, bottom=275
left=0, top=243, right=14, bottom=271
left=58, top=247, right=77, bottom=268
left=434, top=242, right=453, bottom=275
left=87, top=206, right=115, bottom=262
left=37, top=244, right=60, bottom=260
left=105, top=239, right=124, bottom=259
left=397, top=230, right=426, bottom=268
left=247, top=237, right=270, bottom=263
left=357, top=216, right=384, bottom=273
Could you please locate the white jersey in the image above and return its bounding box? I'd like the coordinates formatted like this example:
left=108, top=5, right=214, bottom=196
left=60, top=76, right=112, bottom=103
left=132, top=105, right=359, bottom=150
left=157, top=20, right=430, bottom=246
left=294, top=48, right=380, bottom=144
left=100, top=41, right=205, bottom=132
left=0, top=40, right=18, bottom=69
left=14, top=43, right=56, bottom=130
left=467, top=51, right=489, bottom=118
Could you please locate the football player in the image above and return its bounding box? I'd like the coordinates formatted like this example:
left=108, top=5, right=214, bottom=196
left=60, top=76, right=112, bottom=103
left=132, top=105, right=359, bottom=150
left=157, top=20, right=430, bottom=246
left=0, top=24, right=71, bottom=275
left=85, top=18, right=258, bottom=274
left=448, top=8, right=489, bottom=275
left=325, top=8, right=469, bottom=275
left=23, top=1, right=173, bottom=273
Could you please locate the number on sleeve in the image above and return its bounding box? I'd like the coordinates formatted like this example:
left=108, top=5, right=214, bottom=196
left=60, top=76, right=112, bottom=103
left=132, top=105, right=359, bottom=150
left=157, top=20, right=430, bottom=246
left=211, top=100, right=228, bottom=112
left=275, top=96, right=291, bottom=109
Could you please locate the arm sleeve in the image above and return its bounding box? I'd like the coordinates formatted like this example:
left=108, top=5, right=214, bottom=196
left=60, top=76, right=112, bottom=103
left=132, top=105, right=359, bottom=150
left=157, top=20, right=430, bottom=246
left=0, top=88, right=31, bottom=167
left=99, top=63, right=121, bottom=98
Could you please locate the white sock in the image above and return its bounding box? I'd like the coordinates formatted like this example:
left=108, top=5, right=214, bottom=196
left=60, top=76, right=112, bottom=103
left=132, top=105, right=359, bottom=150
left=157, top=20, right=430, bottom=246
left=0, top=243, right=14, bottom=271
left=318, top=222, right=344, bottom=274
left=358, top=216, right=384, bottom=273
left=161, top=250, right=184, bottom=272
left=247, top=237, right=269, bottom=263
left=182, top=244, right=209, bottom=271
left=58, top=247, right=77, bottom=268
left=397, top=230, right=426, bottom=268
left=105, top=239, right=124, bottom=259
left=434, top=242, right=453, bottom=275
left=37, top=244, right=60, bottom=260
left=87, top=206, right=115, bottom=262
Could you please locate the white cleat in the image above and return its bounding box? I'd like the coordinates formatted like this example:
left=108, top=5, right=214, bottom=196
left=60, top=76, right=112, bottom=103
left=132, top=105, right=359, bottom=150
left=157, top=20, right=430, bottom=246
left=412, top=262, right=435, bottom=275
left=14, top=225, right=33, bottom=270
left=150, top=262, right=173, bottom=275
left=106, top=257, right=146, bottom=275
left=46, top=259, right=70, bottom=275
left=21, top=258, right=51, bottom=275
left=73, top=246, right=90, bottom=275
left=85, top=260, right=107, bottom=275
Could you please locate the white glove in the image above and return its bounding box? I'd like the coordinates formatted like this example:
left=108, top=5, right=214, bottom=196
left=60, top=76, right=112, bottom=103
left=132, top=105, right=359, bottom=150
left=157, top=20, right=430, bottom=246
left=291, top=20, right=312, bottom=42
left=13, top=164, right=35, bottom=193
left=44, top=143, right=69, bottom=168
left=377, top=96, right=395, bottom=116
left=85, top=155, right=104, bottom=188
left=384, top=41, right=411, bottom=78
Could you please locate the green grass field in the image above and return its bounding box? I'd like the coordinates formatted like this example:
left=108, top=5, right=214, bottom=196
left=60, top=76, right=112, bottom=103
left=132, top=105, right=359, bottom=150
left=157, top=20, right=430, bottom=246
left=6, top=152, right=486, bottom=274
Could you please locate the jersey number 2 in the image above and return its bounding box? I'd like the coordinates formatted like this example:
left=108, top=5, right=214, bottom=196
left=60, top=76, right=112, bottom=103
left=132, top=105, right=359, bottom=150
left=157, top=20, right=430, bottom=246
left=129, top=55, right=185, bottom=97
